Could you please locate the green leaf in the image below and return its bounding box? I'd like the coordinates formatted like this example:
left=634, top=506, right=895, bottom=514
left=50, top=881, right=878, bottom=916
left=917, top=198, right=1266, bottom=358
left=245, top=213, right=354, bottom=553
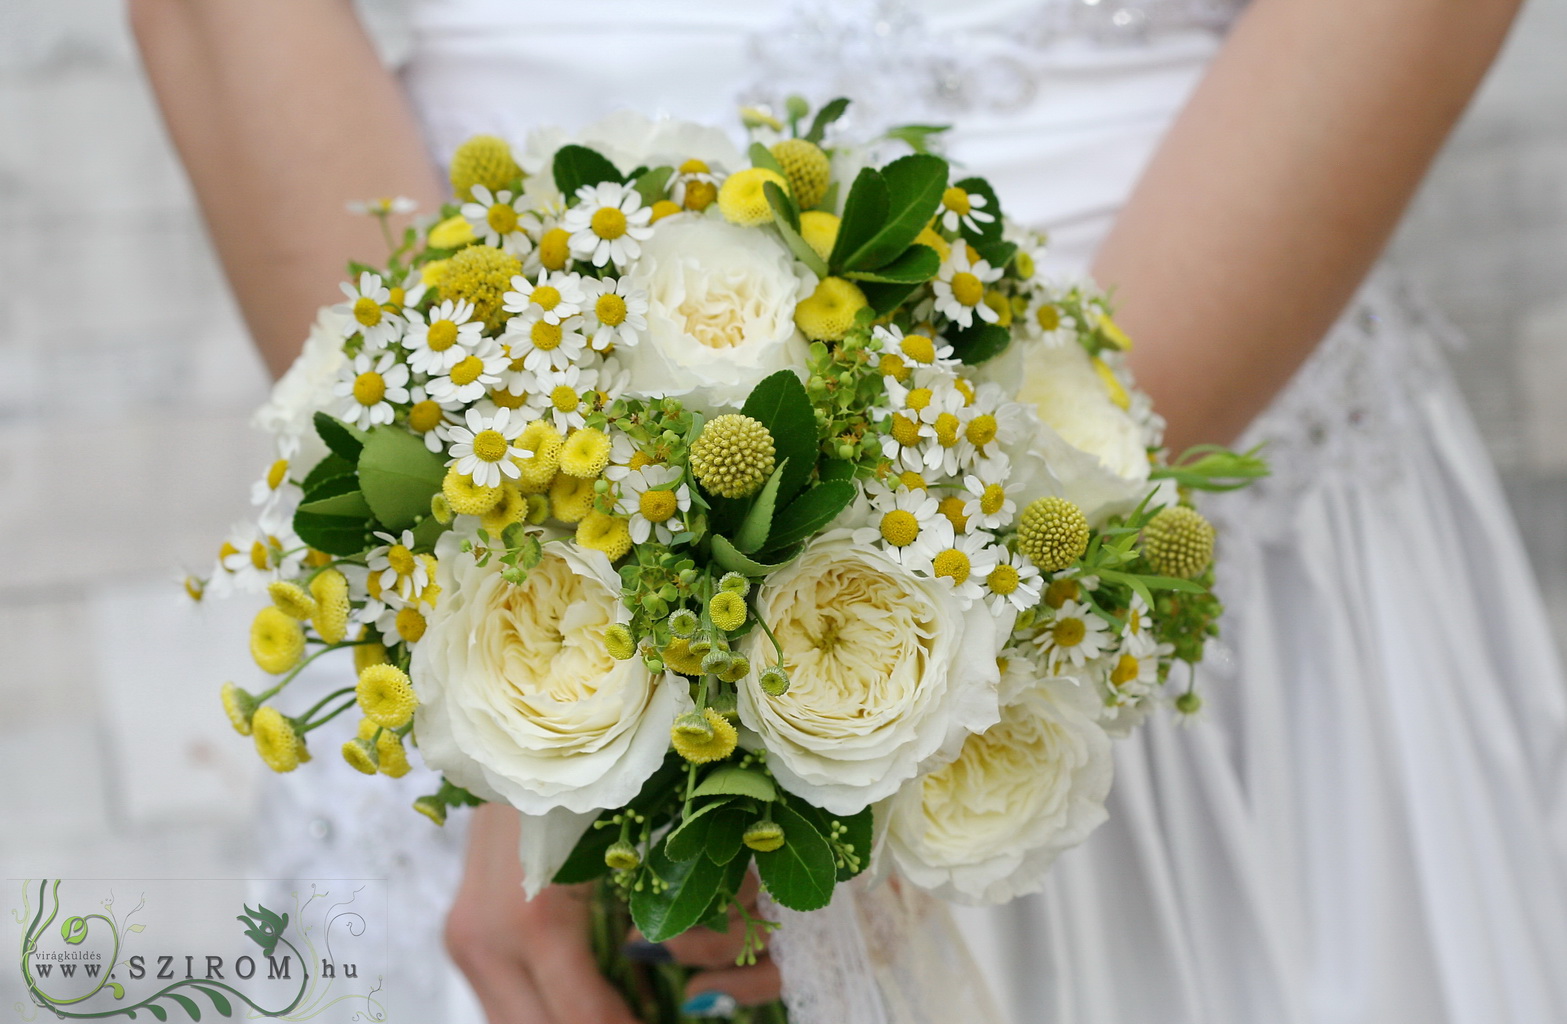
left=195, top=986, right=234, bottom=1017
left=748, top=141, right=786, bottom=178
left=692, top=765, right=777, bottom=802
left=804, top=97, right=851, bottom=145
left=632, top=165, right=675, bottom=208
left=818, top=459, right=856, bottom=484
left=792, top=802, right=874, bottom=881
left=553, top=757, right=685, bottom=884
left=842, top=244, right=939, bottom=284
left=741, top=370, right=818, bottom=504
left=828, top=166, right=889, bottom=273
left=735, top=460, right=787, bottom=554
left=704, top=807, right=751, bottom=865
left=947, top=320, right=1012, bottom=365
left=300, top=452, right=355, bottom=493
left=882, top=123, right=951, bottom=154
left=974, top=238, right=1018, bottom=270
left=768, top=184, right=829, bottom=279
left=294, top=475, right=374, bottom=556
left=763, top=481, right=856, bottom=554
left=953, top=175, right=1004, bottom=244
left=665, top=798, right=735, bottom=862
left=314, top=411, right=366, bottom=461
left=711, top=535, right=800, bottom=576
left=860, top=280, right=922, bottom=318
left=630, top=842, right=725, bottom=943
left=753, top=802, right=837, bottom=912
left=145, top=1003, right=168, bottom=1022
left=357, top=427, right=449, bottom=533
left=834, top=154, right=948, bottom=272
left=410, top=514, right=447, bottom=550
left=553, top=144, right=623, bottom=199
left=167, top=993, right=201, bottom=1020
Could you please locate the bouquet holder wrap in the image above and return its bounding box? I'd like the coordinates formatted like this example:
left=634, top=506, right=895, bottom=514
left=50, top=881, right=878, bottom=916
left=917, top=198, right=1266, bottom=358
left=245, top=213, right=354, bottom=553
left=764, top=874, right=1003, bottom=1024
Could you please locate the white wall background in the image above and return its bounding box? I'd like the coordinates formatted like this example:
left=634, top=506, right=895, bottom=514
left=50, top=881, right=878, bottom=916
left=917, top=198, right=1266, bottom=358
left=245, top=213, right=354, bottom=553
left=0, top=0, right=1564, bottom=1010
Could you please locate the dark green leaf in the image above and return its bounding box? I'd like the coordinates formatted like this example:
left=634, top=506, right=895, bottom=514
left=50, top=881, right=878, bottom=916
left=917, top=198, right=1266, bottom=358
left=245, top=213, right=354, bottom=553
left=704, top=808, right=750, bottom=865
left=768, top=184, right=829, bottom=279
left=762, top=481, right=857, bottom=554
left=146, top=1003, right=169, bottom=1022
left=882, top=123, right=951, bottom=154
left=953, top=175, right=1004, bottom=243
left=630, top=842, right=725, bottom=943
left=974, top=238, right=1018, bottom=271
left=791, top=802, right=874, bottom=881
left=167, top=994, right=201, bottom=1021
left=410, top=514, right=447, bottom=550
left=828, top=166, right=890, bottom=273
left=947, top=320, right=1012, bottom=365
left=735, top=460, right=787, bottom=554
left=665, top=799, right=735, bottom=862
left=300, top=452, right=355, bottom=493
left=632, top=166, right=674, bottom=208
left=357, top=426, right=448, bottom=532
left=842, top=243, right=939, bottom=284
left=753, top=802, right=837, bottom=912
left=804, top=97, right=851, bottom=145
left=710, top=535, right=800, bottom=577
left=553, top=144, right=623, bottom=199
left=194, top=986, right=234, bottom=1017
left=860, top=280, right=922, bottom=317
left=314, top=411, right=366, bottom=461
left=294, top=475, right=374, bottom=556
left=691, top=765, right=777, bottom=802
left=553, top=757, right=685, bottom=884
left=748, top=142, right=786, bottom=178
left=818, top=459, right=856, bottom=484
left=835, top=154, right=948, bottom=272
left=741, top=370, right=818, bottom=504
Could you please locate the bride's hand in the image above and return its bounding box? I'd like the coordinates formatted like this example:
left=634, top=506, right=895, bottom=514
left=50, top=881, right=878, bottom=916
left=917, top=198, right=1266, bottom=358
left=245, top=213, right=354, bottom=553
left=632, top=872, right=783, bottom=1015
left=446, top=803, right=639, bottom=1024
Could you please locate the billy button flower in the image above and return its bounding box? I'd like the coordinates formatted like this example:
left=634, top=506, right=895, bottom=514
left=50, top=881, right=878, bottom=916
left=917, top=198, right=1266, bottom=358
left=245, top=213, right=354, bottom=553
left=513, top=420, right=564, bottom=491
left=718, top=167, right=789, bottom=227
left=689, top=414, right=776, bottom=498
left=251, top=606, right=305, bottom=675
left=221, top=682, right=260, bottom=736
left=708, top=591, right=748, bottom=632
left=1142, top=506, right=1216, bottom=579
left=267, top=580, right=317, bottom=621
left=437, top=244, right=522, bottom=330
left=1016, top=496, right=1090, bottom=572
left=309, top=568, right=350, bottom=643
left=357, top=663, right=417, bottom=729
left=795, top=277, right=868, bottom=342
left=799, top=211, right=840, bottom=263
left=576, top=510, right=633, bottom=561
left=770, top=139, right=831, bottom=210
left=448, top=133, right=522, bottom=201
left=442, top=466, right=502, bottom=515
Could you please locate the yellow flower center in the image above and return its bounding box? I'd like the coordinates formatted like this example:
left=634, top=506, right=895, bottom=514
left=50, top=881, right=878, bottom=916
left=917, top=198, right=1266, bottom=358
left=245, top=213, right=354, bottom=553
left=987, top=563, right=1020, bottom=595
left=408, top=400, right=443, bottom=433
left=684, top=180, right=716, bottom=211
left=487, top=202, right=519, bottom=235
left=1128, top=608, right=1144, bottom=634
left=353, top=296, right=383, bottom=327
left=531, top=320, right=563, bottom=351
left=879, top=509, right=920, bottom=547
left=889, top=413, right=922, bottom=448
left=950, top=272, right=984, bottom=308
left=395, top=607, right=428, bottom=643
left=352, top=371, right=386, bottom=406
left=932, top=548, right=971, bottom=585
left=938, top=495, right=968, bottom=532
left=967, top=414, right=998, bottom=447
left=531, top=284, right=562, bottom=311
left=900, top=335, right=936, bottom=364
left=679, top=158, right=710, bottom=174
left=389, top=286, right=406, bottom=306
left=449, top=354, right=485, bottom=386
left=387, top=544, right=417, bottom=576
left=934, top=412, right=961, bottom=447
left=905, top=387, right=933, bottom=411
left=897, top=470, right=927, bottom=490
left=250, top=539, right=271, bottom=571
left=595, top=292, right=627, bottom=326
left=954, top=378, right=976, bottom=405
left=550, top=385, right=580, bottom=412
left=426, top=320, right=459, bottom=351
left=639, top=489, right=678, bottom=523
left=591, top=206, right=628, bottom=240
left=1052, top=616, right=1086, bottom=648
left=1036, top=304, right=1061, bottom=331
left=628, top=451, right=656, bottom=471
left=219, top=541, right=239, bottom=563
left=539, top=227, right=571, bottom=271
left=1111, top=653, right=1141, bottom=687
left=265, top=458, right=288, bottom=490
left=471, top=429, right=509, bottom=462
left=490, top=388, right=527, bottom=409
left=941, top=186, right=972, bottom=216
left=1045, top=579, right=1080, bottom=609
left=980, top=482, right=1007, bottom=515
left=879, top=353, right=909, bottom=381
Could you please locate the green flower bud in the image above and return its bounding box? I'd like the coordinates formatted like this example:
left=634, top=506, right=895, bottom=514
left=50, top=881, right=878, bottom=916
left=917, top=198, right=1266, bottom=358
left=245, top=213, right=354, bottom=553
left=605, top=840, right=641, bottom=872
left=759, top=665, right=791, bottom=697
left=603, top=623, right=636, bottom=660
left=743, top=820, right=786, bottom=853
left=668, top=608, right=700, bottom=638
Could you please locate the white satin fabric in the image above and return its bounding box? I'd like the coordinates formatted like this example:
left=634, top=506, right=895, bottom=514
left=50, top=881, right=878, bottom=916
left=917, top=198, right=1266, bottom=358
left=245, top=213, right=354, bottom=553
left=255, top=2, right=1567, bottom=1022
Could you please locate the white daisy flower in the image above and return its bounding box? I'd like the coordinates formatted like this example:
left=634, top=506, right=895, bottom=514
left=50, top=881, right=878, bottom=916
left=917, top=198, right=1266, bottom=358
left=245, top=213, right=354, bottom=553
left=402, top=299, right=483, bottom=375
left=603, top=432, right=651, bottom=483
left=461, top=185, right=537, bottom=256
left=1022, top=293, right=1078, bottom=348
left=1106, top=644, right=1159, bottom=706
left=387, top=268, right=428, bottom=312
left=367, top=529, right=430, bottom=602
left=562, top=182, right=654, bottom=268
left=850, top=482, right=954, bottom=572
left=938, top=182, right=996, bottom=235
left=427, top=337, right=508, bottom=404
left=532, top=364, right=598, bottom=433
left=615, top=463, right=691, bottom=545
left=215, top=523, right=305, bottom=595
left=445, top=407, right=530, bottom=487
left=500, top=312, right=588, bottom=373
left=336, top=272, right=405, bottom=350
left=1120, top=592, right=1161, bottom=657
left=405, top=384, right=464, bottom=453
left=927, top=529, right=1001, bottom=606
left=670, top=159, right=722, bottom=208
left=346, top=196, right=417, bottom=217
left=1035, top=599, right=1113, bottom=673
left=580, top=276, right=649, bottom=352
left=874, top=324, right=957, bottom=376
left=503, top=269, right=586, bottom=325
left=932, top=250, right=1002, bottom=330
left=982, top=548, right=1043, bottom=615
left=333, top=350, right=410, bottom=429
left=961, top=456, right=1017, bottom=530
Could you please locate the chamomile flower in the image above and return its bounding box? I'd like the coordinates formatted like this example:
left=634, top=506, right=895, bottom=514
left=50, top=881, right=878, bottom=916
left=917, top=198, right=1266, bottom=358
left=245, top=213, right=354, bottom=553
left=1120, top=592, right=1158, bottom=657
left=405, top=385, right=463, bottom=453
left=982, top=548, right=1043, bottom=615
left=616, top=463, right=691, bottom=544
left=932, top=250, right=1003, bottom=330
left=580, top=276, right=648, bottom=352
left=403, top=299, right=483, bottom=375
left=445, top=407, right=530, bottom=487
left=562, top=182, right=654, bottom=267
left=1035, top=599, right=1112, bottom=673
left=1106, top=646, right=1159, bottom=705
left=334, top=351, right=410, bottom=429
left=336, top=272, right=405, bottom=350
left=873, top=324, right=957, bottom=382
left=670, top=158, right=722, bottom=209
left=1023, top=292, right=1077, bottom=347
left=603, top=432, right=656, bottom=483
left=461, top=185, right=537, bottom=256
left=216, top=523, right=305, bottom=594
left=367, top=529, right=429, bottom=602
left=250, top=437, right=300, bottom=530
left=532, top=364, right=598, bottom=433
left=385, top=267, right=428, bottom=311
left=503, top=269, right=586, bottom=325
left=927, top=530, right=1001, bottom=606
left=346, top=196, right=417, bottom=217
left=961, top=457, right=1017, bottom=530
left=938, top=183, right=996, bottom=235
left=427, top=337, right=508, bottom=404
left=850, top=481, right=954, bottom=572
left=501, top=311, right=588, bottom=373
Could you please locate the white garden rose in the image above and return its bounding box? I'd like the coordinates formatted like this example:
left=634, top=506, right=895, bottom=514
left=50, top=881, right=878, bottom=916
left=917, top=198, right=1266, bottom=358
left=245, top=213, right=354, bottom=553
left=252, top=306, right=350, bottom=470
left=624, top=216, right=816, bottom=411
left=1016, top=340, right=1152, bottom=525
left=519, top=112, right=746, bottom=209
left=738, top=530, right=1008, bottom=815
left=882, top=657, right=1113, bottom=904
left=411, top=533, right=689, bottom=821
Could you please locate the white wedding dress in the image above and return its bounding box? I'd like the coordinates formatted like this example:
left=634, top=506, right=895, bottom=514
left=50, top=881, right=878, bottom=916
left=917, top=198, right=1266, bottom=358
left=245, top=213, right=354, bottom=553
left=256, top=1, right=1567, bottom=1021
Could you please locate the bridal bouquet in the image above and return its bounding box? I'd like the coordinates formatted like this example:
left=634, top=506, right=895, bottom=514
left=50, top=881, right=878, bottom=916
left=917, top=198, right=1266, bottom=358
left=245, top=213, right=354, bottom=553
left=199, top=98, right=1261, bottom=1018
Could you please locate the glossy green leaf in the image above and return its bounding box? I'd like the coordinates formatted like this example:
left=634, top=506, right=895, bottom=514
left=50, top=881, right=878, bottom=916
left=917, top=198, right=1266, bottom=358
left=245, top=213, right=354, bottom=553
left=357, top=427, right=448, bottom=532
left=792, top=802, right=874, bottom=881
left=804, top=97, right=851, bottom=145
left=294, top=475, right=374, bottom=556
left=553, top=758, right=685, bottom=884
left=818, top=459, right=857, bottom=484
left=553, top=144, right=623, bottom=198
left=835, top=154, right=948, bottom=272
left=691, top=765, right=777, bottom=803
left=768, top=183, right=829, bottom=278
left=630, top=841, right=725, bottom=943
left=314, top=411, right=366, bottom=461
left=763, top=480, right=856, bottom=554
left=860, top=280, right=922, bottom=317
left=948, top=320, right=1012, bottom=365
left=828, top=166, right=890, bottom=273
left=753, top=802, right=837, bottom=912
left=953, top=175, right=1004, bottom=244
left=741, top=370, right=818, bottom=504
left=735, top=460, right=787, bottom=554
left=300, top=452, right=355, bottom=494
left=704, top=807, right=751, bottom=865
left=842, top=243, right=939, bottom=284
left=632, top=165, right=674, bottom=208
left=710, top=534, right=800, bottom=577
left=665, top=798, right=735, bottom=863
left=748, top=141, right=786, bottom=178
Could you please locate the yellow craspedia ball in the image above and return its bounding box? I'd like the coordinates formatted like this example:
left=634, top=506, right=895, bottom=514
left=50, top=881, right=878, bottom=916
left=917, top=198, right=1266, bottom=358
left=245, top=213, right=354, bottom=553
left=1017, top=496, right=1090, bottom=572
left=357, top=663, right=417, bottom=729
left=377, top=729, right=412, bottom=778
left=252, top=706, right=303, bottom=773
left=671, top=707, right=739, bottom=764
left=480, top=482, right=528, bottom=535
left=251, top=606, right=305, bottom=675
left=576, top=511, right=633, bottom=561
left=718, top=167, right=789, bottom=227
left=439, top=244, right=521, bottom=330
left=770, top=139, right=831, bottom=210
left=1142, top=505, right=1216, bottom=579
left=442, top=466, right=502, bottom=515
left=309, top=568, right=350, bottom=644
left=428, top=214, right=476, bottom=250
left=707, top=591, right=748, bottom=632
left=221, top=682, right=258, bottom=736
left=689, top=414, right=776, bottom=498
left=794, top=276, right=868, bottom=341
left=799, top=211, right=840, bottom=264
left=267, top=580, right=317, bottom=621
left=449, top=134, right=521, bottom=201
left=342, top=737, right=379, bottom=775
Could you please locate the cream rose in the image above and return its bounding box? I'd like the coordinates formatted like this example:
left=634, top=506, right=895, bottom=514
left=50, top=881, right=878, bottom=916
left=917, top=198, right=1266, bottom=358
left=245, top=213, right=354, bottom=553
left=882, top=660, right=1113, bottom=904
left=1016, top=341, right=1152, bottom=525
left=252, top=306, right=350, bottom=470
left=738, top=530, right=1007, bottom=815
left=411, top=534, right=689, bottom=822
left=623, top=216, right=816, bottom=411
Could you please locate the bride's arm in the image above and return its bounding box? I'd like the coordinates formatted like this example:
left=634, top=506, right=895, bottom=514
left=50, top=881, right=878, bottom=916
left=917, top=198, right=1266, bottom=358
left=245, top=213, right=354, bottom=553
left=127, top=0, right=443, bottom=378
left=1100, top=0, right=1523, bottom=452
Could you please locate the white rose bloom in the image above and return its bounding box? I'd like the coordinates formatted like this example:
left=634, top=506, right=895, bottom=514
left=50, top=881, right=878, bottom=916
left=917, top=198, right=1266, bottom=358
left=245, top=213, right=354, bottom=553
left=1016, top=341, right=1153, bottom=525
left=738, top=530, right=1009, bottom=815
left=520, top=112, right=746, bottom=210
left=624, top=216, right=816, bottom=411
left=883, top=658, right=1113, bottom=904
left=252, top=306, right=350, bottom=470
left=411, top=533, right=689, bottom=819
